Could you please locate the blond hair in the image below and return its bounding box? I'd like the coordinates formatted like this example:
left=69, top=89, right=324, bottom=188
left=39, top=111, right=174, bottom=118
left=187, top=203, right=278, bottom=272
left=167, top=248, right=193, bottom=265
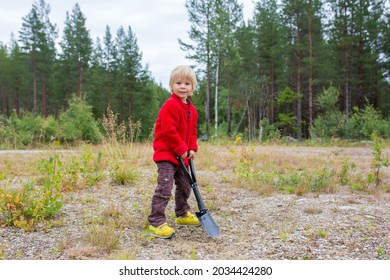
left=169, top=65, right=197, bottom=95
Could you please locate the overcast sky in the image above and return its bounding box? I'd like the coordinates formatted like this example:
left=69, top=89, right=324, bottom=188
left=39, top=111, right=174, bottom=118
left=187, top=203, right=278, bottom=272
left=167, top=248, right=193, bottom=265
left=0, top=0, right=255, bottom=89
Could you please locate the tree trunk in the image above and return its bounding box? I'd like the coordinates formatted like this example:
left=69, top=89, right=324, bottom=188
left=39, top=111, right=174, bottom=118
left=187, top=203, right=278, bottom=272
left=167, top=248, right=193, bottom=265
left=42, top=74, right=47, bottom=117
left=205, top=58, right=211, bottom=137
left=296, top=15, right=302, bottom=141
left=247, top=98, right=251, bottom=141
left=105, top=72, right=111, bottom=109
left=214, top=58, right=219, bottom=137
left=270, top=61, right=275, bottom=123
left=227, top=87, right=231, bottom=137
left=129, top=95, right=133, bottom=122
left=15, top=81, right=20, bottom=116
left=78, top=61, right=83, bottom=98
left=1, top=82, right=7, bottom=115
left=308, top=0, right=313, bottom=134
left=226, top=62, right=232, bottom=137
left=343, top=4, right=350, bottom=118
left=33, top=58, right=37, bottom=113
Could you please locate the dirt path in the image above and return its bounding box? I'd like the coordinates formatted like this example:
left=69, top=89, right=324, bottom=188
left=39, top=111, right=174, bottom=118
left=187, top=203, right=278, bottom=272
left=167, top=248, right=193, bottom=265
left=0, top=146, right=389, bottom=260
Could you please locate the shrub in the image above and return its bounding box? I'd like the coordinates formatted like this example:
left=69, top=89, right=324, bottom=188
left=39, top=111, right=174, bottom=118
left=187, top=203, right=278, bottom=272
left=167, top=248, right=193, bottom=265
left=42, top=115, right=61, bottom=142
left=311, top=86, right=345, bottom=139
left=58, top=95, right=102, bottom=144
left=4, top=111, right=44, bottom=147
left=0, top=112, right=61, bottom=147
left=0, top=155, right=64, bottom=230
left=344, top=104, right=390, bottom=139
left=260, top=118, right=281, bottom=142
left=369, top=132, right=389, bottom=188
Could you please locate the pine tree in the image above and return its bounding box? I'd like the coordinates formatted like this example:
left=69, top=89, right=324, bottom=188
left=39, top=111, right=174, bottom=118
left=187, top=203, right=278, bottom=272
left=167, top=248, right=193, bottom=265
left=9, top=36, right=27, bottom=116
left=0, top=43, right=9, bottom=115
left=282, top=0, right=308, bottom=140
left=103, top=25, right=116, bottom=110
left=89, top=38, right=106, bottom=117
left=18, top=0, right=57, bottom=115
left=59, top=3, right=93, bottom=98
left=254, top=0, right=287, bottom=126
left=179, top=0, right=217, bottom=137
left=115, top=25, right=143, bottom=121
left=213, top=0, right=243, bottom=137
left=329, top=0, right=387, bottom=117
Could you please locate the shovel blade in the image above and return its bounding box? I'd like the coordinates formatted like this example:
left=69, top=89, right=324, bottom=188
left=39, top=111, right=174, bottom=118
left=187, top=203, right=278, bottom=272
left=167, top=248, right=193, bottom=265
left=196, top=210, right=220, bottom=238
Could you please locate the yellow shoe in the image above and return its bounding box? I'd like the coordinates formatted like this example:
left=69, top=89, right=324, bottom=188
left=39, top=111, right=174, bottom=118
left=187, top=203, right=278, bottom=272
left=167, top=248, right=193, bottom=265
left=149, top=222, right=175, bottom=239
left=175, top=211, right=201, bottom=226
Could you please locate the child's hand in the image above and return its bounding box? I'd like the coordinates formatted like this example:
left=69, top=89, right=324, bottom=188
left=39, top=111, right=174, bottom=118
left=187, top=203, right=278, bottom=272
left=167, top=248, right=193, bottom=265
left=188, top=150, right=196, bottom=159
left=180, top=150, right=196, bottom=159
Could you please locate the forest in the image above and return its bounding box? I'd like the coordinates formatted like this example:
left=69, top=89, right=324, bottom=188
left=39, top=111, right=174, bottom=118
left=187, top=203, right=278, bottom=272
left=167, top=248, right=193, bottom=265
left=1, top=0, right=390, bottom=264
left=0, top=0, right=389, bottom=147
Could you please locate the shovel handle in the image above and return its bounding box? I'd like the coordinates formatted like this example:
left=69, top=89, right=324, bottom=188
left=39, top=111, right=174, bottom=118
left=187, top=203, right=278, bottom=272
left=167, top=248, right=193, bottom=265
left=176, top=156, right=207, bottom=211
left=176, top=156, right=194, bottom=184
left=189, top=158, right=197, bottom=183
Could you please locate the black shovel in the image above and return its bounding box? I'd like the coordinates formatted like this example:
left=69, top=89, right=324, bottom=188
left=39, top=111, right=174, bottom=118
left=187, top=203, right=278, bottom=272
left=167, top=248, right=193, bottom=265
left=177, top=156, right=220, bottom=238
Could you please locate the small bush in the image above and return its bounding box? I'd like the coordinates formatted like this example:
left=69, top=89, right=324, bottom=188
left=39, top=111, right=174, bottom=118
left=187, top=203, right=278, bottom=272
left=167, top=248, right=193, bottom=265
left=1, top=112, right=45, bottom=147
left=109, top=163, right=138, bottom=185
left=311, top=86, right=345, bottom=139
left=344, top=104, right=390, bottom=139
left=370, top=132, right=389, bottom=188
left=63, top=146, right=105, bottom=190
left=0, top=155, right=64, bottom=230
left=58, top=95, right=102, bottom=144
left=259, top=118, right=281, bottom=142
left=42, top=116, right=61, bottom=142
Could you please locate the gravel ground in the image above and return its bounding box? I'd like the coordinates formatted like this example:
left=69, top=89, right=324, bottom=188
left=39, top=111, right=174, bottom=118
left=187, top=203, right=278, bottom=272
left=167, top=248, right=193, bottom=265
left=0, top=146, right=389, bottom=260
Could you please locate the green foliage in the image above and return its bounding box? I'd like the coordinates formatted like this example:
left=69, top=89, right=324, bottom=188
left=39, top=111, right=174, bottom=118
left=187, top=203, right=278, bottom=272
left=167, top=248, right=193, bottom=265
left=64, top=145, right=105, bottom=189
left=42, top=116, right=61, bottom=142
left=339, top=158, right=356, bottom=185
left=312, top=91, right=390, bottom=141
left=235, top=146, right=255, bottom=180
left=109, top=163, right=138, bottom=185
left=308, top=167, right=334, bottom=192
left=59, top=3, right=93, bottom=96
left=6, top=112, right=44, bottom=147
left=311, top=113, right=345, bottom=139
left=344, top=104, right=390, bottom=139
left=276, top=171, right=303, bottom=194
left=0, top=96, right=103, bottom=147
left=315, top=86, right=340, bottom=113
left=233, top=146, right=336, bottom=194
left=311, top=86, right=345, bottom=139
left=0, top=147, right=107, bottom=230
left=0, top=155, right=64, bottom=231
left=277, top=87, right=302, bottom=105
left=0, top=113, right=59, bottom=148
left=58, top=95, right=102, bottom=144
left=370, top=132, right=390, bottom=188
left=276, top=87, right=301, bottom=136
left=1, top=1, right=389, bottom=142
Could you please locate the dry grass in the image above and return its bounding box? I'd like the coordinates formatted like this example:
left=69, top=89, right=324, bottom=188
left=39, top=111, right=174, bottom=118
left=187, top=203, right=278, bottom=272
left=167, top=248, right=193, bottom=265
left=84, top=223, right=120, bottom=253
left=0, top=142, right=389, bottom=260
left=304, top=207, right=323, bottom=214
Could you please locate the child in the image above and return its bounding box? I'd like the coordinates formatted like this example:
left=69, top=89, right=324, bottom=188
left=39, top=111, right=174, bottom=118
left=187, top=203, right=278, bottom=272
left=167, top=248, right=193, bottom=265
left=147, top=65, right=200, bottom=239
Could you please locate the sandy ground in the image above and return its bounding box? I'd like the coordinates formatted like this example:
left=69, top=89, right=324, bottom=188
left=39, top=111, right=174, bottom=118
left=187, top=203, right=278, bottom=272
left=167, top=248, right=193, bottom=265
left=0, top=145, right=389, bottom=260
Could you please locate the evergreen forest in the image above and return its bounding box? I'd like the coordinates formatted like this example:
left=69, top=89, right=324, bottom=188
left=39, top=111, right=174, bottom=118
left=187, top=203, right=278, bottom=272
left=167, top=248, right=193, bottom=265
left=0, top=0, right=389, bottom=148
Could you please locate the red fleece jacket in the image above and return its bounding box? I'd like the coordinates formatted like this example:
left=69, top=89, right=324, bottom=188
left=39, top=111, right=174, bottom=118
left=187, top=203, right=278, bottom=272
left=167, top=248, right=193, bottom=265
left=153, top=93, right=198, bottom=166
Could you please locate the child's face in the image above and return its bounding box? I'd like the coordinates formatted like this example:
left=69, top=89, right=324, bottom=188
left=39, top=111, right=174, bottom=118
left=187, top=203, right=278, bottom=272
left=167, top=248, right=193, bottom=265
left=171, top=77, right=193, bottom=102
